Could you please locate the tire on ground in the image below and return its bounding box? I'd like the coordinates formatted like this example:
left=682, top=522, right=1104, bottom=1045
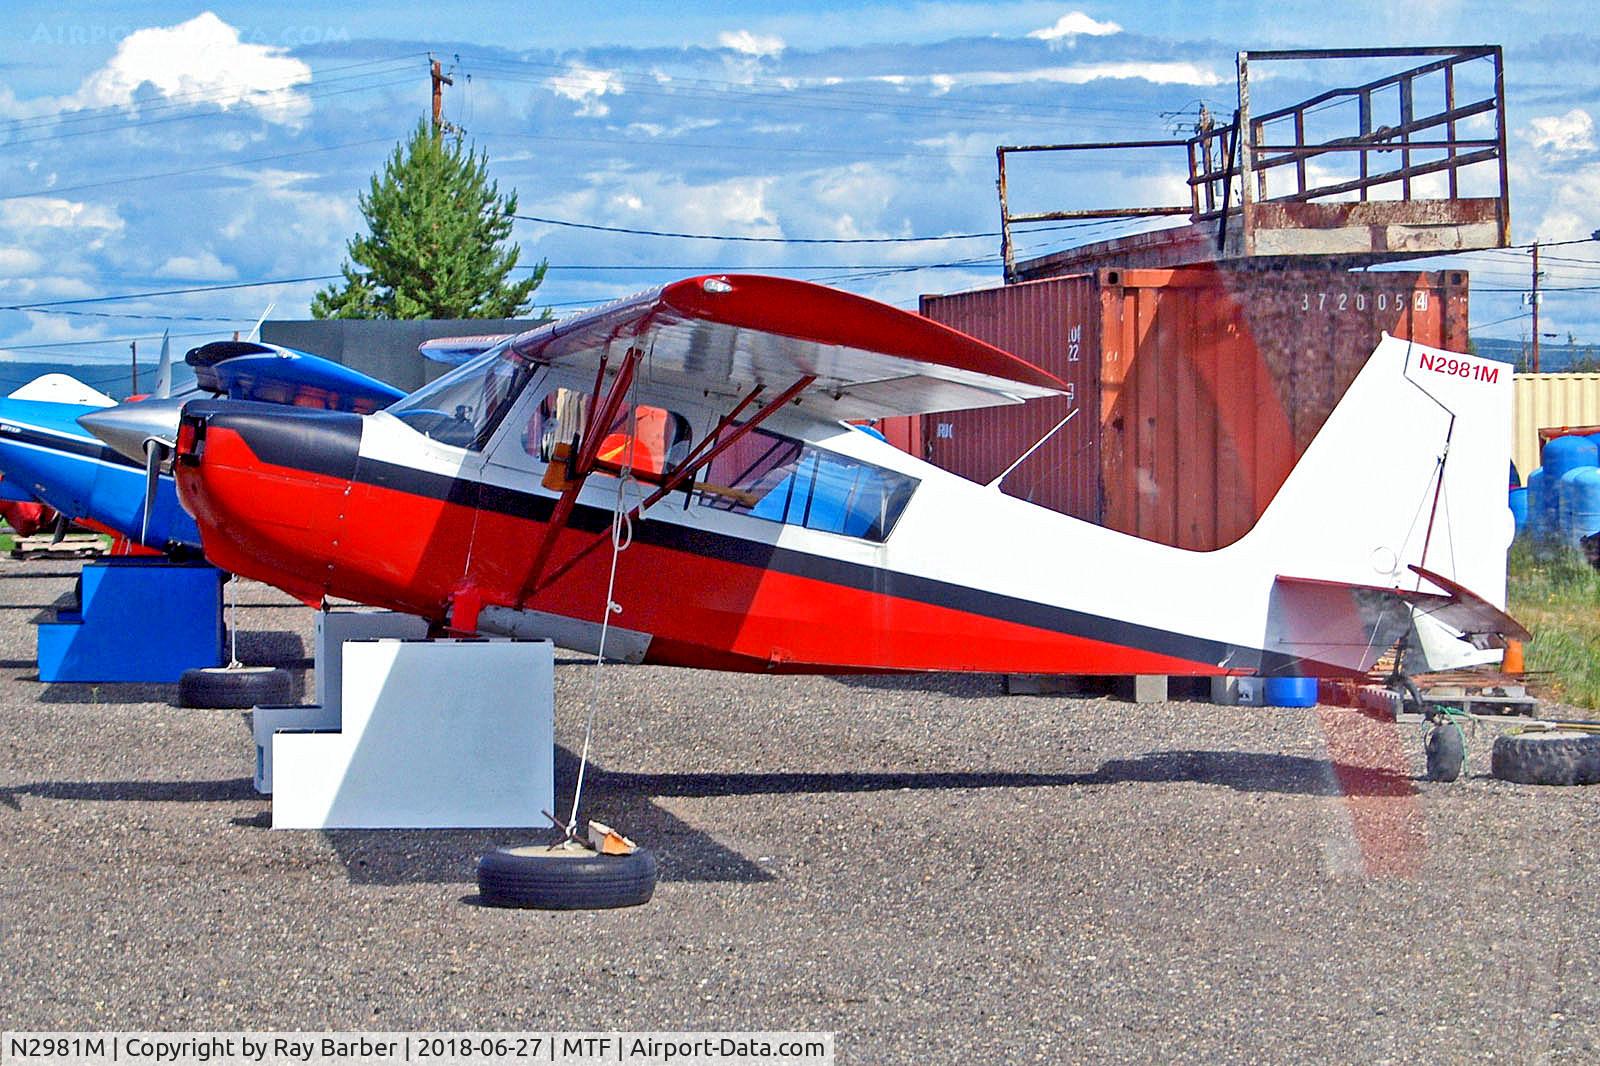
left=1490, top=729, right=1600, bottom=786
left=178, top=666, right=293, bottom=709
left=1425, top=724, right=1465, bottom=782
left=476, top=846, right=657, bottom=910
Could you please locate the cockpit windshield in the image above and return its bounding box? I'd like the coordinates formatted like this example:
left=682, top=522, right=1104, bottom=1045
left=389, top=339, right=541, bottom=450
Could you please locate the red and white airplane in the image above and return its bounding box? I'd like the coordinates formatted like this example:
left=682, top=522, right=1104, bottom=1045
left=168, top=274, right=1525, bottom=678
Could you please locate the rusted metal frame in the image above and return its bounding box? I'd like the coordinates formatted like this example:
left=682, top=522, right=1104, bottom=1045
left=518, top=343, right=644, bottom=601
left=1399, top=74, right=1415, bottom=198
left=1005, top=206, right=1191, bottom=224
left=529, top=375, right=816, bottom=597
left=1247, top=45, right=1494, bottom=61
left=1254, top=138, right=1497, bottom=156
left=1293, top=111, right=1307, bottom=197
left=1492, top=46, right=1511, bottom=246
left=1445, top=63, right=1459, bottom=198
left=996, top=138, right=1188, bottom=154
left=1236, top=52, right=1255, bottom=256
left=997, top=147, right=1014, bottom=281
left=1186, top=140, right=1202, bottom=216
left=1270, top=147, right=1498, bottom=203
left=1214, top=111, right=1239, bottom=251
left=1249, top=51, right=1483, bottom=125
left=1359, top=89, right=1372, bottom=201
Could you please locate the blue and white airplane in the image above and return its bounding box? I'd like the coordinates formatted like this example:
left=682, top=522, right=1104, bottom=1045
left=0, top=336, right=404, bottom=553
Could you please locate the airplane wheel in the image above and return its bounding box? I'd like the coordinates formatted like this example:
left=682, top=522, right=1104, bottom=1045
left=476, top=845, right=657, bottom=910
left=1491, top=729, right=1600, bottom=786
left=178, top=665, right=292, bottom=709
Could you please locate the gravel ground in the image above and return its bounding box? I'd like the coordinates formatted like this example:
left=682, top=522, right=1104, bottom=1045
left=2, top=556, right=1598, bottom=1064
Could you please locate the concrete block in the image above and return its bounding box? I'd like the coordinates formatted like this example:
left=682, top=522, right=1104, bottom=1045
left=272, top=638, right=553, bottom=829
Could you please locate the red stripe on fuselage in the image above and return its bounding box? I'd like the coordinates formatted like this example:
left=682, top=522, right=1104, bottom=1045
left=181, top=424, right=1225, bottom=675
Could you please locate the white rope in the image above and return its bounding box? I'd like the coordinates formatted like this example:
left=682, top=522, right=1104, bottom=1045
left=564, top=388, right=639, bottom=841
left=227, top=575, right=240, bottom=668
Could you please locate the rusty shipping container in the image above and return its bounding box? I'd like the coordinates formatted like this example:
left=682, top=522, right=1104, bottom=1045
left=889, top=264, right=1469, bottom=551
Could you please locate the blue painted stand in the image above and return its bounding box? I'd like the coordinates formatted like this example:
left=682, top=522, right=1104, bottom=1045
left=38, top=559, right=225, bottom=682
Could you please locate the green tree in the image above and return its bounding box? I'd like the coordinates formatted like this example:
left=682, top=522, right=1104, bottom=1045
left=312, top=122, right=548, bottom=320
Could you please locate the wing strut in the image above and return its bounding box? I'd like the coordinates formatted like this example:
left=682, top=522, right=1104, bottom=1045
left=516, top=345, right=644, bottom=598
left=521, top=373, right=815, bottom=601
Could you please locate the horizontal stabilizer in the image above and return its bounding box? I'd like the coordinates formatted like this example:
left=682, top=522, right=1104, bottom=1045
left=1271, top=571, right=1528, bottom=675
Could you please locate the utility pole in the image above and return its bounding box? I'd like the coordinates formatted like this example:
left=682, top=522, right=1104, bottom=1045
left=430, top=57, right=454, bottom=134
left=130, top=340, right=138, bottom=395
left=1531, top=241, right=1542, bottom=373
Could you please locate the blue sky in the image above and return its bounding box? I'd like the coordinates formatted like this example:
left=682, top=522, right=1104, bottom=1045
left=1, top=2, right=1597, bottom=366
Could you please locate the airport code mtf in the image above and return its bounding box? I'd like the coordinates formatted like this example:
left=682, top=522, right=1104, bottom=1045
left=1, top=1033, right=834, bottom=1066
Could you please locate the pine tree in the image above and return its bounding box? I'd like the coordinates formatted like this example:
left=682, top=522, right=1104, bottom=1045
left=312, top=122, right=547, bottom=320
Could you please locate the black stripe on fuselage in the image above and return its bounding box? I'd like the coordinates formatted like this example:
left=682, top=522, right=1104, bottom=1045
left=0, top=421, right=144, bottom=470
left=356, top=454, right=1296, bottom=674
left=206, top=407, right=1300, bottom=673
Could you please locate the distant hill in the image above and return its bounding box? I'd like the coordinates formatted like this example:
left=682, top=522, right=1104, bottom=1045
left=1472, top=337, right=1600, bottom=372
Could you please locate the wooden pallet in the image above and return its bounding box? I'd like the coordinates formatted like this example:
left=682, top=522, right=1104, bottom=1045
left=9, top=534, right=106, bottom=560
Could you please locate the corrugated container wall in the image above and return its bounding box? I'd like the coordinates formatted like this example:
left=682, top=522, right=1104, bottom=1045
left=906, top=277, right=1103, bottom=522
left=896, top=264, right=1468, bottom=551
left=1512, top=373, right=1600, bottom=480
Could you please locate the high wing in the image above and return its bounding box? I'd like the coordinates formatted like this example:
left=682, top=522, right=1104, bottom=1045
left=483, top=275, right=1066, bottom=419
left=419, top=334, right=518, bottom=365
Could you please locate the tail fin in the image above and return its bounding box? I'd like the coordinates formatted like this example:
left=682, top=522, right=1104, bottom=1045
left=1239, top=333, right=1516, bottom=672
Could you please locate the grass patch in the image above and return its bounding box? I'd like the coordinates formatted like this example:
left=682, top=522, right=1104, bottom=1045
left=1507, top=538, right=1600, bottom=708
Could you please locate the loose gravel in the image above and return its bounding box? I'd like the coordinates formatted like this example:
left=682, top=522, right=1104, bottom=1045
left=2, top=557, right=1597, bottom=1064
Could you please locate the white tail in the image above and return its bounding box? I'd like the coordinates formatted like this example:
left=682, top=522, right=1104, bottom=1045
left=1237, top=333, right=1515, bottom=671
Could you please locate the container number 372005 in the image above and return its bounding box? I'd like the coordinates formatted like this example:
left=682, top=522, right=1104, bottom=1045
left=1299, top=290, right=1429, bottom=313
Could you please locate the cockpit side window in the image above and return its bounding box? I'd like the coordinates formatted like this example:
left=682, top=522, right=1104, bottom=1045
left=697, top=426, right=917, bottom=542
left=527, top=386, right=692, bottom=480
left=389, top=341, right=541, bottom=451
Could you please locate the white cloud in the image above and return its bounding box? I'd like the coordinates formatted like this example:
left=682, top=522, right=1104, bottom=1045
left=1027, top=12, right=1123, bottom=43
left=0, top=247, right=43, bottom=277
left=155, top=251, right=237, bottom=281
left=547, top=64, right=625, bottom=117
left=66, top=13, right=311, bottom=126
left=0, top=198, right=124, bottom=233
left=1533, top=163, right=1600, bottom=242
left=871, top=61, right=1222, bottom=90
left=717, top=29, right=786, bottom=58
left=1526, top=109, right=1596, bottom=158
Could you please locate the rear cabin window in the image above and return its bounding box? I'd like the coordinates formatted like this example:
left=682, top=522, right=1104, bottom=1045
left=528, top=387, right=692, bottom=479
left=696, top=427, right=917, bottom=542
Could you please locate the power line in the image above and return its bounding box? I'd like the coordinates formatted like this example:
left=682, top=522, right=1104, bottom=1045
left=1, top=275, right=340, bottom=311
left=5, top=53, right=427, bottom=135
left=514, top=213, right=1137, bottom=244
left=0, top=137, right=396, bottom=202
left=4, top=71, right=417, bottom=149
left=514, top=214, right=997, bottom=243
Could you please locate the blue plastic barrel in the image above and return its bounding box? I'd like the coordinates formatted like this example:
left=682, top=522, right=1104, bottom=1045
left=1527, top=467, right=1547, bottom=539
left=1543, top=436, right=1598, bottom=536
left=1265, top=677, right=1317, bottom=708
left=1509, top=487, right=1529, bottom=537
left=1563, top=466, right=1600, bottom=545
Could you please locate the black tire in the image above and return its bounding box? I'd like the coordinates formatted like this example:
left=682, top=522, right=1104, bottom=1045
left=178, top=666, right=292, bottom=709
left=477, top=845, right=657, bottom=910
left=1424, top=724, right=1465, bottom=782
left=1491, top=729, right=1600, bottom=786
